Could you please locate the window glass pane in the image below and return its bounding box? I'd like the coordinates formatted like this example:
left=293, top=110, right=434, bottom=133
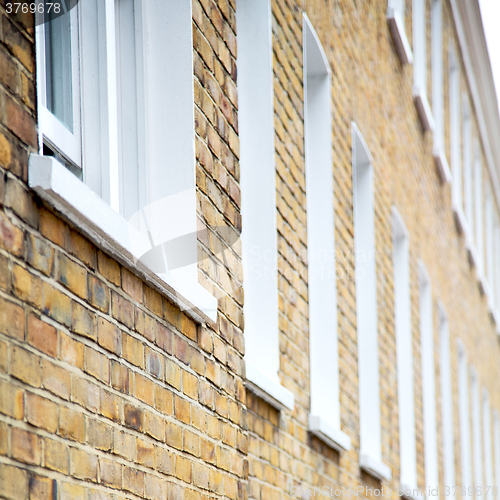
left=45, top=9, right=74, bottom=131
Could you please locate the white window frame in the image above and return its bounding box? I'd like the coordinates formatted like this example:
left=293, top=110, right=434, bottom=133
left=236, top=0, right=294, bottom=411
left=432, top=0, right=451, bottom=183
left=438, top=303, right=455, bottom=491
left=387, top=0, right=413, bottom=65
left=35, top=1, right=82, bottom=168
left=413, top=0, right=434, bottom=132
left=458, top=340, right=472, bottom=493
left=30, top=0, right=218, bottom=324
left=494, top=411, right=500, bottom=492
left=353, top=123, right=391, bottom=482
left=474, top=143, right=486, bottom=289
left=485, top=183, right=495, bottom=312
left=419, top=262, right=439, bottom=493
left=449, top=46, right=465, bottom=226
left=304, top=14, right=350, bottom=452
left=483, top=389, right=494, bottom=500
left=393, top=207, right=418, bottom=495
left=471, top=367, right=484, bottom=493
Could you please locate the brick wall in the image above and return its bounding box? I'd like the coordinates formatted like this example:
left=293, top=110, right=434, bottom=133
left=1, top=1, right=500, bottom=500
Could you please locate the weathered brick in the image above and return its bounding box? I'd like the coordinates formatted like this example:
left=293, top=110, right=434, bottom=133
left=181, top=313, right=198, bottom=341
left=0, top=379, right=24, bottom=420
left=26, top=233, right=54, bottom=276
left=97, top=250, right=121, bottom=285
left=144, top=409, right=164, bottom=441
left=112, top=291, right=134, bottom=328
left=70, top=229, right=96, bottom=269
left=163, top=298, right=181, bottom=329
left=157, top=323, right=173, bottom=354
left=42, top=282, right=72, bottom=327
left=123, top=466, right=144, bottom=496
left=155, top=384, right=174, bottom=415
left=28, top=474, right=56, bottom=500
left=88, top=418, right=113, bottom=451
left=175, top=394, right=191, bottom=424
left=97, top=317, right=122, bottom=355
left=71, top=376, right=100, bottom=413
left=26, top=392, right=58, bottom=432
left=166, top=421, right=182, bottom=450
left=134, top=309, right=157, bottom=342
left=136, top=437, right=155, bottom=468
left=183, top=370, right=199, bottom=400
left=58, top=405, right=85, bottom=442
left=27, top=314, right=57, bottom=357
left=145, top=473, right=167, bottom=500
left=0, top=463, right=28, bottom=500
left=72, top=301, right=96, bottom=340
left=41, top=358, right=70, bottom=399
left=85, top=346, right=110, bottom=384
left=59, top=482, right=86, bottom=500
left=11, top=426, right=41, bottom=465
left=184, top=429, right=200, bottom=457
left=111, top=361, right=130, bottom=394
left=70, top=448, right=98, bottom=482
left=165, top=358, right=182, bottom=390
left=135, top=373, right=155, bottom=407
left=100, top=457, right=122, bottom=489
left=0, top=296, right=25, bottom=340
left=60, top=332, right=84, bottom=369
left=201, top=437, right=216, bottom=464
left=11, top=345, right=41, bottom=387
left=176, top=455, right=192, bottom=482
left=12, top=264, right=42, bottom=308
left=44, top=437, right=69, bottom=473
left=40, top=208, right=70, bottom=249
left=5, top=95, right=37, bottom=147
left=122, top=268, right=143, bottom=303
left=88, top=275, right=109, bottom=312
left=146, top=347, right=163, bottom=379
left=100, top=388, right=122, bottom=422
left=122, top=332, right=144, bottom=368
left=0, top=253, right=8, bottom=291
left=155, top=445, right=174, bottom=475
left=57, top=252, right=87, bottom=299
left=0, top=421, right=7, bottom=455
left=124, top=402, right=143, bottom=431
left=143, top=285, right=162, bottom=317
left=114, top=429, right=136, bottom=462
left=5, top=176, right=38, bottom=227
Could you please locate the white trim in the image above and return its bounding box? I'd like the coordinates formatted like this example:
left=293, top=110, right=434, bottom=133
left=245, top=363, right=294, bottom=411
left=359, top=454, right=392, bottom=482
left=457, top=339, right=472, bottom=492
left=387, top=0, right=413, bottom=65
left=483, top=389, right=494, bottom=500
left=438, top=303, right=455, bottom=490
left=432, top=0, right=445, bottom=160
left=434, top=146, right=451, bottom=185
left=413, top=89, right=435, bottom=133
left=471, top=366, right=484, bottom=491
left=308, top=415, right=351, bottom=452
left=28, top=155, right=218, bottom=325
left=419, top=261, right=439, bottom=492
left=392, top=207, right=417, bottom=493
left=450, top=42, right=462, bottom=201
left=494, top=410, right=500, bottom=491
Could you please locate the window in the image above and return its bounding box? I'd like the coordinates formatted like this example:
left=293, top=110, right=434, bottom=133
left=485, top=184, right=495, bottom=308
left=304, top=15, right=350, bottom=451
left=236, top=0, right=294, bottom=411
left=36, top=2, right=81, bottom=169
left=458, top=340, right=472, bottom=492
left=474, top=143, right=485, bottom=285
left=432, top=0, right=450, bottom=183
left=449, top=46, right=465, bottom=225
left=419, top=262, right=439, bottom=492
left=353, top=123, right=391, bottom=481
left=496, top=216, right=500, bottom=321
left=31, top=1, right=218, bottom=323
left=483, top=390, right=494, bottom=500
left=413, top=0, right=434, bottom=132
left=494, top=411, right=500, bottom=492
left=463, top=96, right=474, bottom=240
left=439, top=304, right=455, bottom=490
left=471, top=367, right=484, bottom=492
left=393, top=208, right=417, bottom=494
left=387, top=0, right=413, bottom=64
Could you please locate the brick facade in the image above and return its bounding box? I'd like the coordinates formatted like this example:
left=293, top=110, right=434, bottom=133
left=1, top=1, right=499, bottom=500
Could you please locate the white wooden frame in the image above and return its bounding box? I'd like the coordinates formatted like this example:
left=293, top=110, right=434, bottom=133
left=304, top=14, right=350, bottom=452
left=36, top=0, right=82, bottom=167
left=419, top=262, right=439, bottom=493
left=353, top=123, right=391, bottom=481
left=393, top=207, right=417, bottom=494
left=471, top=367, right=484, bottom=492
left=494, top=411, right=500, bottom=491
left=483, top=389, right=494, bottom=500
left=387, top=0, right=413, bottom=65
left=438, top=303, right=455, bottom=490
left=236, top=0, right=294, bottom=411
left=413, top=0, right=434, bottom=132
left=457, top=339, right=472, bottom=492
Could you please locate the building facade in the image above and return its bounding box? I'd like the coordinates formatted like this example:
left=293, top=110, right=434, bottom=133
left=0, top=0, right=500, bottom=499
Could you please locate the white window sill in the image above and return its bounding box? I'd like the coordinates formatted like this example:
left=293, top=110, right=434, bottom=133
left=245, top=362, right=295, bottom=411
left=28, top=154, right=218, bottom=325
left=387, top=11, right=413, bottom=65
left=400, top=484, right=425, bottom=500
left=309, top=415, right=351, bottom=452
left=433, top=148, right=452, bottom=184
left=452, top=203, right=468, bottom=235
left=360, top=454, right=392, bottom=482
left=413, top=87, right=435, bottom=133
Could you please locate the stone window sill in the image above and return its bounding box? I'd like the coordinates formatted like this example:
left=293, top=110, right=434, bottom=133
left=309, top=415, right=351, bottom=452
left=387, top=11, right=413, bottom=65
left=28, top=154, right=218, bottom=326
left=360, top=454, right=392, bottom=482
